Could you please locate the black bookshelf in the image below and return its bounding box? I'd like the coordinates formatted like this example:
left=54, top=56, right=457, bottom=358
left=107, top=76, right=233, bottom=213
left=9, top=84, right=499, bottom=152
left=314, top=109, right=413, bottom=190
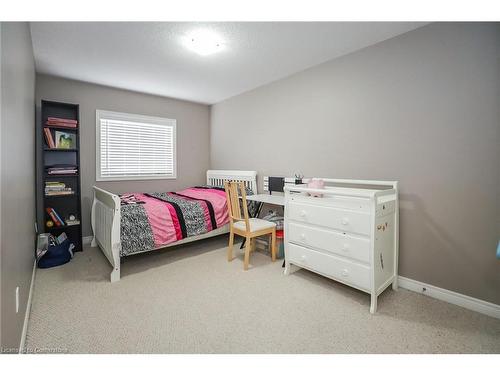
left=37, top=100, right=83, bottom=252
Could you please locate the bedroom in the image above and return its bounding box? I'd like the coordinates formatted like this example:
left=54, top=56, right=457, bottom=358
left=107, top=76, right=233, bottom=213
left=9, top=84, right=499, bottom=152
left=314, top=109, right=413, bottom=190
left=1, top=0, right=499, bottom=371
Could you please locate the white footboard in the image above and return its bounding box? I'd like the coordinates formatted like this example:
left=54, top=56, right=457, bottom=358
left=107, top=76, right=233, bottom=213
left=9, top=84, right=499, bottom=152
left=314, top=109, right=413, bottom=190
left=91, top=186, right=121, bottom=282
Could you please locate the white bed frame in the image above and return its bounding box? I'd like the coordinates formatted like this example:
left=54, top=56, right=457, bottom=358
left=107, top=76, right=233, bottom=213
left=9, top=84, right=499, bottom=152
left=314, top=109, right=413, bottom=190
left=90, top=170, right=257, bottom=282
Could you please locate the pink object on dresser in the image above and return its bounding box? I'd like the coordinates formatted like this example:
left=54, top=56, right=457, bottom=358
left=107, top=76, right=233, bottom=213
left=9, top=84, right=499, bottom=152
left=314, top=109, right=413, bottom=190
left=307, top=179, right=325, bottom=197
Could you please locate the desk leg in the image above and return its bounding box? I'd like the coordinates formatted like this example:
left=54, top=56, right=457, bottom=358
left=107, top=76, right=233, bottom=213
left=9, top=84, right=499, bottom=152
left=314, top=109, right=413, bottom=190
left=240, top=202, right=264, bottom=249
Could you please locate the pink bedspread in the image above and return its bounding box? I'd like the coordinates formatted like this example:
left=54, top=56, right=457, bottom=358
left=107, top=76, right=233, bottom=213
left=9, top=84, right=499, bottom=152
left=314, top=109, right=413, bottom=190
left=119, top=187, right=228, bottom=255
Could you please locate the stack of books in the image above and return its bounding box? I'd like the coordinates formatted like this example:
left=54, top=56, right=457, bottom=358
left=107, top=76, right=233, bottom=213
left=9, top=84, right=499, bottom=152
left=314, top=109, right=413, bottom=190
left=45, top=117, right=78, bottom=129
left=46, top=164, right=78, bottom=175
left=45, top=182, right=74, bottom=196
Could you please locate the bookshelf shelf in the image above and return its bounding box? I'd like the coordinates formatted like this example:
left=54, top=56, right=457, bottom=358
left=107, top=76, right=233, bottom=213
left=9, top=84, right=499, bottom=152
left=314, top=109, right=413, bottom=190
left=47, top=223, right=81, bottom=231
left=37, top=100, right=83, bottom=252
left=43, top=148, right=79, bottom=152
left=44, top=174, right=79, bottom=178
left=44, top=193, right=77, bottom=199
left=44, top=125, right=78, bottom=131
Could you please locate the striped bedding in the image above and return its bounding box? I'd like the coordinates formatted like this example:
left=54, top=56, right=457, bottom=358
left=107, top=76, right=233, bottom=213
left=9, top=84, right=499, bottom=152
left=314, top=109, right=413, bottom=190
left=119, top=187, right=229, bottom=257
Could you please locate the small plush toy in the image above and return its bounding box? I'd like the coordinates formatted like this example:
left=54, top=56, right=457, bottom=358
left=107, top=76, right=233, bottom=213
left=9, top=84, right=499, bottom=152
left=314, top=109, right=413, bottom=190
left=307, top=178, right=325, bottom=197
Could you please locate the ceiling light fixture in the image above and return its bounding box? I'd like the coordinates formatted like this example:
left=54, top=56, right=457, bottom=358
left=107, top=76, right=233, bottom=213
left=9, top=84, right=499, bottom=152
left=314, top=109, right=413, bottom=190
left=182, top=29, right=224, bottom=56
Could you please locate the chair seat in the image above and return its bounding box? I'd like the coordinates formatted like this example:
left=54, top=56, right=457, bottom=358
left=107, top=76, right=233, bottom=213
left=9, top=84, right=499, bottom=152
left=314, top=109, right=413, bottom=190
left=233, top=218, right=276, bottom=233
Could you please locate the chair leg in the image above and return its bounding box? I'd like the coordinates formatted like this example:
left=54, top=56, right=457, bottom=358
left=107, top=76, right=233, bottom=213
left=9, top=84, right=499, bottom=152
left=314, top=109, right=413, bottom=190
left=251, top=238, right=256, bottom=252
left=271, top=230, right=276, bottom=262
left=244, top=236, right=251, bottom=270
left=227, top=230, right=234, bottom=262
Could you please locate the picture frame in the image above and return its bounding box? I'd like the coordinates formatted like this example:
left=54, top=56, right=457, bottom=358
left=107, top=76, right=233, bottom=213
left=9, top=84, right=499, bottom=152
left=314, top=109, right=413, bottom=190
left=55, top=130, right=76, bottom=149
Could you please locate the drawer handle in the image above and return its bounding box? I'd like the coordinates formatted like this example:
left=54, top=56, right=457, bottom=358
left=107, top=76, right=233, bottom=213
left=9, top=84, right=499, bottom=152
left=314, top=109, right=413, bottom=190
left=300, top=255, right=307, bottom=262
left=341, top=269, right=349, bottom=277
left=342, top=243, right=349, bottom=252
left=341, top=218, right=349, bottom=225
left=299, top=210, right=307, bottom=218
left=300, top=233, right=306, bottom=241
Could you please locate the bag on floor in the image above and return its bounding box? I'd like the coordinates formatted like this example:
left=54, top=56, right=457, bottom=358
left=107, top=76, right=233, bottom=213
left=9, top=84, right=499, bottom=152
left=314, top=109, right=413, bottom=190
left=37, top=238, right=74, bottom=269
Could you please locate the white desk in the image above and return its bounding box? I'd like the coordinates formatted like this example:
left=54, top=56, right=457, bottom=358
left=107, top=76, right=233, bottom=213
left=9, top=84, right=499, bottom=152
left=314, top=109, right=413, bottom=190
left=245, top=194, right=284, bottom=206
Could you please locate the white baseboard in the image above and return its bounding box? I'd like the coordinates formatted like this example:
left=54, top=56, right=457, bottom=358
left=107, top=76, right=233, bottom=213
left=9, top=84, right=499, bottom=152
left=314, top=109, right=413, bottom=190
left=19, top=259, right=37, bottom=353
left=82, top=236, right=93, bottom=247
left=398, top=276, right=500, bottom=320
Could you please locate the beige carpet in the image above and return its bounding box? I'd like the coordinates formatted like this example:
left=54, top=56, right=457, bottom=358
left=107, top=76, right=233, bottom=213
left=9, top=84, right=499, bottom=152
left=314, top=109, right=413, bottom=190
left=25, top=235, right=500, bottom=354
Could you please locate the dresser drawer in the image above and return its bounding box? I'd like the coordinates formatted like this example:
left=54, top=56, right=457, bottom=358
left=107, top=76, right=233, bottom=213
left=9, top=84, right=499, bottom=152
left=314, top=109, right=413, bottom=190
left=288, top=222, right=371, bottom=263
left=287, top=243, right=371, bottom=291
left=288, top=201, right=371, bottom=235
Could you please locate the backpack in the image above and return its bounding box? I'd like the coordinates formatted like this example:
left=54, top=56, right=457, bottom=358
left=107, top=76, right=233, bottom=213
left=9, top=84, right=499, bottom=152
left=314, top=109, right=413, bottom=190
left=38, top=238, right=74, bottom=269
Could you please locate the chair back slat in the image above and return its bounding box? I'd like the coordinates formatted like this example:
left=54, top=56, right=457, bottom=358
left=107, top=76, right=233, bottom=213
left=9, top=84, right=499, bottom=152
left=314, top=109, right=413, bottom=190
left=232, top=183, right=241, bottom=219
left=224, top=181, right=250, bottom=230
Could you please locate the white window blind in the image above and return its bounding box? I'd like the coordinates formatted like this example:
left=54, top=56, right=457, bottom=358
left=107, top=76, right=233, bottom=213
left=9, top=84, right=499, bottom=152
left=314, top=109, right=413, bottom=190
left=96, top=110, right=176, bottom=181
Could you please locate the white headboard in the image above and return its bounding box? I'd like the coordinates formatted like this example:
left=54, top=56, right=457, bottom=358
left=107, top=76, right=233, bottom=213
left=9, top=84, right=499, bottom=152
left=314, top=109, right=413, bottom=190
left=206, top=170, right=258, bottom=193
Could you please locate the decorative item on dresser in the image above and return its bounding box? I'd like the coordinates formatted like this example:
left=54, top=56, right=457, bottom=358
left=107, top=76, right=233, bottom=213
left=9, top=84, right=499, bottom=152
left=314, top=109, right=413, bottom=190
left=283, top=179, right=399, bottom=314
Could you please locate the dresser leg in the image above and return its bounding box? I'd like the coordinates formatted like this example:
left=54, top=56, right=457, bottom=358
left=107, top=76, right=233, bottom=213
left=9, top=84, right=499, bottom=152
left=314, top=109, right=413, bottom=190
left=284, top=262, right=300, bottom=275
left=284, top=261, right=291, bottom=275
left=370, top=294, right=378, bottom=314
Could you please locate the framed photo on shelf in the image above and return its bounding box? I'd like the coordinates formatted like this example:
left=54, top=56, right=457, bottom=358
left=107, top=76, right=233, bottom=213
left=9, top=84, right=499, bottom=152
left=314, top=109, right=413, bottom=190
left=54, top=131, right=76, bottom=149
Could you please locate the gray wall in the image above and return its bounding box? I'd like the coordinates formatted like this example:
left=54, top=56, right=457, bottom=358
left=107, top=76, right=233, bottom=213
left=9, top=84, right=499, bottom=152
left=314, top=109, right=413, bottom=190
left=36, top=75, right=211, bottom=237
left=211, top=23, right=500, bottom=304
left=1, top=22, right=36, bottom=351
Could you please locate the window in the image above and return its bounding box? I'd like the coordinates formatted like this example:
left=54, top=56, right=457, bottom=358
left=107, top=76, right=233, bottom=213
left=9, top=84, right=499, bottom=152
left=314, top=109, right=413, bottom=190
left=96, top=110, right=176, bottom=181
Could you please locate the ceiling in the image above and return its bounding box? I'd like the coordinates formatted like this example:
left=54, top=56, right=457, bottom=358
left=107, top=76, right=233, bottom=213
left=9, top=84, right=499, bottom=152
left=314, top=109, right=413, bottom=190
left=30, top=22, right=426, bottom=104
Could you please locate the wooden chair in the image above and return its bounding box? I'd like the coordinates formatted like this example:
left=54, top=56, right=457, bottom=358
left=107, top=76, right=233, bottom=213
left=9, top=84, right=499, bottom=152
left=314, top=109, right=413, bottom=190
left=224, top=181, right=276, bottom=270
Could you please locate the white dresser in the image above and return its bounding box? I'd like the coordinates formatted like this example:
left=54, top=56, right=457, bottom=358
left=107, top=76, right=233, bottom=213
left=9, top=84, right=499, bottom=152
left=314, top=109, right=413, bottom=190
left=284, top=179, right=399, bottom=313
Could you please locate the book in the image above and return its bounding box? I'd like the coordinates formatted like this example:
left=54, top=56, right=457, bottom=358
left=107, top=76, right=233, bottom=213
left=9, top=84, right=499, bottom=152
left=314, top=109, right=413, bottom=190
left=46, top=165, right=78, bottom=175
left=47, top=117, right=77, bottom=124
left=45, top=187, right=72, bottom=191
left=51, top=208, right=65, bottom=225
left=43, top=128, right=56, bottom=148
left=54, top=131, right=76, bottom=149
left=56, top=232, right=68, bottom=244
left=44, top=182, right=73, bottom=194
left=48, top=171, right=77, bottom=175
left=47, top=172, right=77, bottom=176
left=45, top=183, right=67, bottom=189
left=46, top=208, right=62, bottom=226
left=45, top=182, right=66, bottom=188
left=45, top=191, right=74, bottom=196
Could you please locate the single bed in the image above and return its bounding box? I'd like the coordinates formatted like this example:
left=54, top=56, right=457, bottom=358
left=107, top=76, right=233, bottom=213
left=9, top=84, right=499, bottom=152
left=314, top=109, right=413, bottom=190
left=90, top=170, right=257, bottom=282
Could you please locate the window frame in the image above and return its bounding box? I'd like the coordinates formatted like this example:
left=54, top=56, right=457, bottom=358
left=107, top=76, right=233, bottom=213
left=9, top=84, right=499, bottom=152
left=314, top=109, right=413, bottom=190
left=95, top=109, right=177, bottom=182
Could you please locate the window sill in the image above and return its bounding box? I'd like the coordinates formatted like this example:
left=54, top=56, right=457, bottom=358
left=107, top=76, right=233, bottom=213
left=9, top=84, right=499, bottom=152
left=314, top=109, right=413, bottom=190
left=96, top=175, right=177, bottom=182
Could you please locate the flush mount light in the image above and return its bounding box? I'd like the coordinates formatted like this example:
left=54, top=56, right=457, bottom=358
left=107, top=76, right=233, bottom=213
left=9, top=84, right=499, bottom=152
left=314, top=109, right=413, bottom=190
left=182, top=29, right=224, bottom=56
